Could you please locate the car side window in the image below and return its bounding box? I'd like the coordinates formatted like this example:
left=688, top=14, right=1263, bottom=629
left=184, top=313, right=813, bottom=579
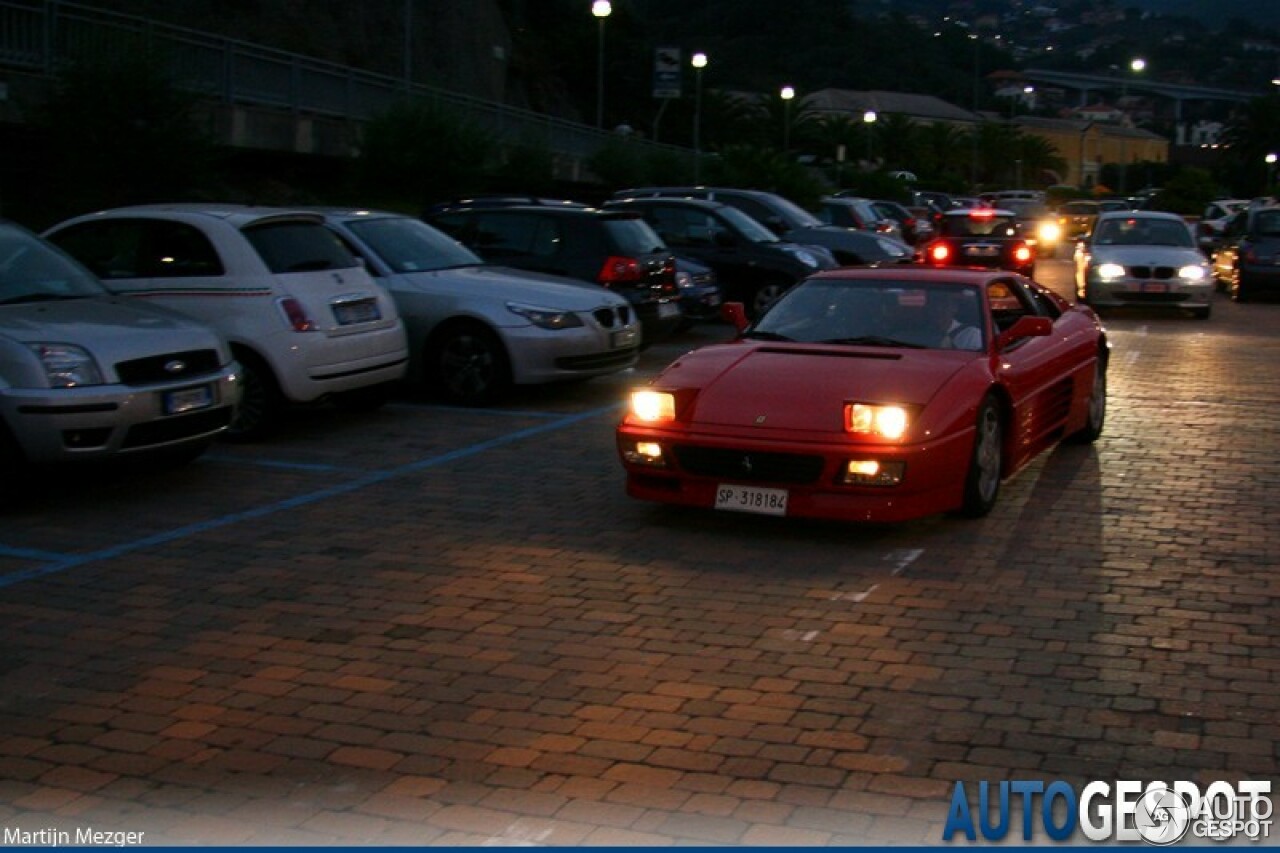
left=988, top=277, right=1042, bottom=331
left=469, top=212, right=556, bottom=260
left=646, top=206, right=700, bottom=247
left=721, top=197, right=775, bottom=228
left=48, top=221, right=146, bottom=280
left=138, top=221, right=225, bottom=278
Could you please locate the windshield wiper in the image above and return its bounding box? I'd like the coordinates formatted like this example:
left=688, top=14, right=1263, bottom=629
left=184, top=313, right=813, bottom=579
left=743, top=330, right=794, bottom=341
left=819, top=335, right=924, bottom=348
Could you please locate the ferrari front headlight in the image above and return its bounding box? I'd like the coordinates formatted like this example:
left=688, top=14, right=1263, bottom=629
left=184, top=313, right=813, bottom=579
left=631, top=390, right=676, bottom=422
left=845, top=403, right=909, bottom=440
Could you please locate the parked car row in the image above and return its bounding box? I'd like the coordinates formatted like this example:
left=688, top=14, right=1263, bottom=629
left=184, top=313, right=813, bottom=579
left=5, top=184, right=930, bottom=474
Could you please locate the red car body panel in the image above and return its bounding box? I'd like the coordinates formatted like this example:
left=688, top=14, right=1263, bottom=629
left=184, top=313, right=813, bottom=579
left=617, top=268, right=1106, bottom=523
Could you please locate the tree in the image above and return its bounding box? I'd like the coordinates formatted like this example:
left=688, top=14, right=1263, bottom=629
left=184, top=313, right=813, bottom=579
left=359, top=100, right=496, bottom=206
left=31, top=51, right=217, bottom=224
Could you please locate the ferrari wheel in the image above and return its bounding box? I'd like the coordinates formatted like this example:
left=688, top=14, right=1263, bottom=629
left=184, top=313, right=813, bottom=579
left=958, top=396, right=1003, bottom=518
left=1069, top=357, right=1107, bottom=444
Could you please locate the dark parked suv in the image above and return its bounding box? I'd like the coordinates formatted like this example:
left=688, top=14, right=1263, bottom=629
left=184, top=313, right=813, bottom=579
left=606, top=196, right=836, bottom=317
left=613, top=186, right=914, bottom=267
left=425, top=203, right=682, bottom=345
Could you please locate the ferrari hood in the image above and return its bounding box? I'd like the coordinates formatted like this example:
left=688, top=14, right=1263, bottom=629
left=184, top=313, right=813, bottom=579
left=667, top=343, right=969, bottom=432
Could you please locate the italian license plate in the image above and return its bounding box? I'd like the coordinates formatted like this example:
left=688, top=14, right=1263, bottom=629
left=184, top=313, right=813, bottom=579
left=164, top=384, right=213, bottom=415
left=334, top=299, right=381, bottom=325
left=658, top=301, right=681, bottom=318
left=611, top=328, right=638, bottom=348
left=714, top=484, right=788, bottom=516
left=1141, top=282, right=1168, bottom=293
left=965, top=246, right=998, bottom=257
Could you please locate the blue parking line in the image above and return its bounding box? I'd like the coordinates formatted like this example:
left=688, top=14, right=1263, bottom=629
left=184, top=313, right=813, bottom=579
left=201, top=454, right=360, bottom=474
left=0, top=403, right=622, bottom=590
left=0, top=544, right=74, bottom=562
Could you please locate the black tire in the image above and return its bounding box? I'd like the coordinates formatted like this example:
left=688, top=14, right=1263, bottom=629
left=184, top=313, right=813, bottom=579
left=958, top=395, right=1003, bottom=518
left=750, top=280, right=790, bottom=319
left=226, top=351, right=283, bottom=441
left=1069, top=357, right=1106, bottom=444
left=332, top=382, right=394, bottom=413
left=429, top=322, right=511, bottom=406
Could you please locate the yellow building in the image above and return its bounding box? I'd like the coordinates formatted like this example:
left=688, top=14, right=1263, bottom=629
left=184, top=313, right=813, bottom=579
left=1010, top=117, right=1169, bottom=189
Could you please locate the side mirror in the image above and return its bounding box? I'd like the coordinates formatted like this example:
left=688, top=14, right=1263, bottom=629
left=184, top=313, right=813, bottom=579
left=996, top=316, right=1053, bottom=350
left=721, top=301, right=749, bottom=334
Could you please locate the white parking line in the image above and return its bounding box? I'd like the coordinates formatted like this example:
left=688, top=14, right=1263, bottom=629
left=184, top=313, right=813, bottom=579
left=1124, top=350, right=1141, bottom=367
left=885, top=548, right=924, bottom=576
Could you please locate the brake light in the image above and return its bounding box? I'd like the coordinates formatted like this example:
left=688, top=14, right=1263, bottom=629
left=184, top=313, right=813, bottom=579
left=278, top=297, right=316, bottom=332
left=929, top=244, right=951, bottom=263
left=969, top=208, right=996, bottom=219
left=598, top=255, right=644, bottom=285
left=1013, top=244, right=1034, bottom=264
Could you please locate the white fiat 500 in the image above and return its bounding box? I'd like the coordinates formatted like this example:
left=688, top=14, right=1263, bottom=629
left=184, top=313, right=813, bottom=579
left=46, top=205, right=409, bottom=437
left=1075, top=210, right=1213, bottom=319
left=0, top=221, right=239, bottom=467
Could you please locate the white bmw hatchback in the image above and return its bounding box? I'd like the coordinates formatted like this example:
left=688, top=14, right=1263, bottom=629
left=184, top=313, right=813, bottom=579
left=45, top=205, right=409, bottom=437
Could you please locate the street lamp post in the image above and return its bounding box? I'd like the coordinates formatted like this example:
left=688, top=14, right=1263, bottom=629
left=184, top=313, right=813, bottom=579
left=592, top=1, right=611, bottom=129
left=1118, top=57, right=1145, bottom=195
left=692, top=52, right=707, bottom=183
left=1267, top=153, right=1278, bottom=194
left=863, top=109, right=877, bottom=165
left=780, top=86, right=795, bottom=152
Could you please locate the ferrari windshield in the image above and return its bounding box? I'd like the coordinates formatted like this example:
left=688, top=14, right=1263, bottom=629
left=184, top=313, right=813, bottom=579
left=750, top=278, right=987, bottom=352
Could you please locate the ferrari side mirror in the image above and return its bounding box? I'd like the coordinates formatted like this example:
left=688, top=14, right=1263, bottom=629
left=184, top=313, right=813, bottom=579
left=996, top=315, right=1053, bottom=350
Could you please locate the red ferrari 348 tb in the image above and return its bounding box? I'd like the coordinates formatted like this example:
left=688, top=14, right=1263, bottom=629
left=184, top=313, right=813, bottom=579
left=617, top=267, right=1108, bottom=523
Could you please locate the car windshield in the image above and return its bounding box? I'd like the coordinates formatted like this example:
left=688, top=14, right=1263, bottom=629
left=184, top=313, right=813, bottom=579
left=719, top=206, right=780, bottom=243
left=749, top=278, right=986, bottom=352
left=603, top=217, right=667, bottom=254
left=1092, top=217, right=1193, bottom=247
left=243, top=221, right=361, bottom=273
left=344, top=216, right=483, bottom=272
left=1062, top=202, right=1098, bottom=215
left=1002, top=200, right=1050, bottom=219
left=764, top=194, right=824, bottom=229
left=0, top=225, right=107, bottom=305
left=940, top=213, right=1019, bottom=238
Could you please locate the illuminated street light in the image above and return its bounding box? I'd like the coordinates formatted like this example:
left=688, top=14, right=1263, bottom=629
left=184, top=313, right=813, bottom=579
left=1119, top=57, right=1145, bottom=195
left=781, top=85, right=795, bottom=152
left=692, top=52, right=708, bottom=183
left=863, top=109, right=877, bottom=163
left=592, top=1, right=612, bottom=129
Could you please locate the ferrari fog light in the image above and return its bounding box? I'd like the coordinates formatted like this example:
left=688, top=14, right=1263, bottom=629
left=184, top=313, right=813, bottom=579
left=840, top=460, right=905, bottom=486
left=621, top=440, right=667, bottom=467
left=631, top=390, right=675, bottom=422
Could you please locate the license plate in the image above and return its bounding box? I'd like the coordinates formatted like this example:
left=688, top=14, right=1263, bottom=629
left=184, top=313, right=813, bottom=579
left=1141, top=282, right=1168, bottom=293
left=611, top=328, right=638, bottom=348
left=164, top=384, right=213, bottom=415
left=333, top=299, right=381, bottom=325
left=965, top=246, right=998, bottom=257
left=714, top=484, right=788, bottom=516
left=658, top=301, right=681, bottom=318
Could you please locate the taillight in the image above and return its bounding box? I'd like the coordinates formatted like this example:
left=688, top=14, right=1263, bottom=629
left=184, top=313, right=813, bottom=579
left=1013, top=244, right=1034, bottom=264
left=929, top=244, right=951, bottom=264
left=660, top=258, right=677, bottom=294
left=278, top=297, right=316, bottom=332
left=598, top=256, right=644, bottom=286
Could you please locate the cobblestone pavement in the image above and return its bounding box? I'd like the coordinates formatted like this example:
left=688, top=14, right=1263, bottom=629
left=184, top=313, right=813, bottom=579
left=1, top=260, right=1277, bottom=846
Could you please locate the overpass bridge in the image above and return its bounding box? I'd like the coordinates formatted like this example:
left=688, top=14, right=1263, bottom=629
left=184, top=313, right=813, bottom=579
left=0, top=0, right=687, bottom=181
left=1021, top=68, right=1262, bottom=120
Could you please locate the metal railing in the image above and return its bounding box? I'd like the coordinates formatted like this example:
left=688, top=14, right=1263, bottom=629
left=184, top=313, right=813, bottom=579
left=0, top=0, right=687, bottom=162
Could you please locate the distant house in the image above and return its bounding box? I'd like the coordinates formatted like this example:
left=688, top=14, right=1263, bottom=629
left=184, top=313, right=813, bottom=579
left=1013, top=116, right=1169, bottom=188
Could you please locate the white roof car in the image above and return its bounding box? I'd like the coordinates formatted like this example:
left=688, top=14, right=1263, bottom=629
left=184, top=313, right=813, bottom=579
left=315, top=208, right=641, bottom=405
left=45, top=204, right=409, bottom=438
left=0, top=220, right=240, bottom=467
